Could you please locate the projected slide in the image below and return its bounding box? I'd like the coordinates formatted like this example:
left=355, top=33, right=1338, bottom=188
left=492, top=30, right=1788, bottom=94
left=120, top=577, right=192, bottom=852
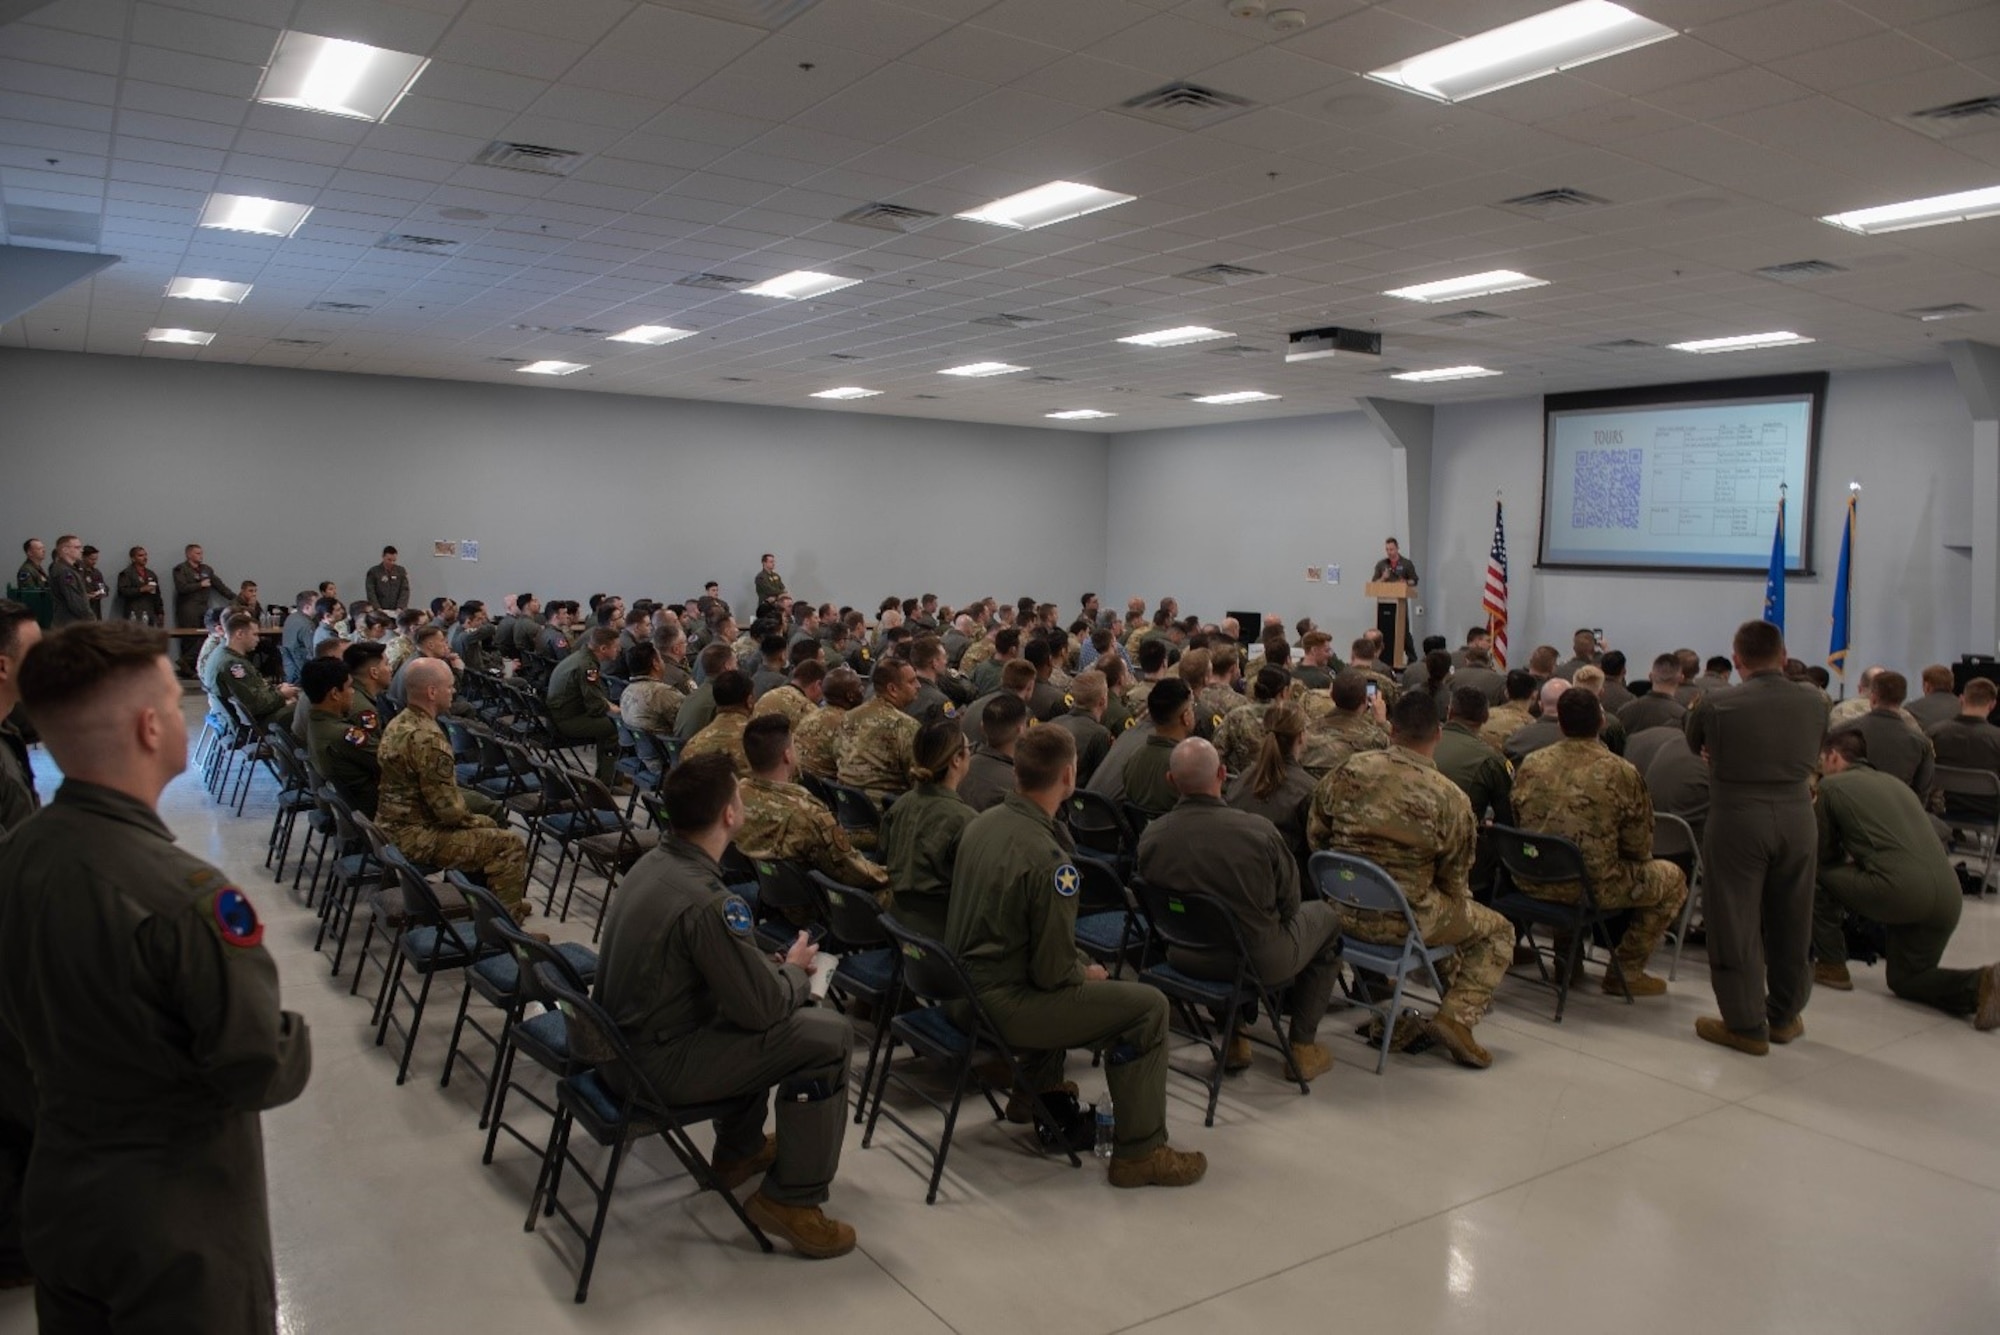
left=1540, top=375, right=1824, bottom=573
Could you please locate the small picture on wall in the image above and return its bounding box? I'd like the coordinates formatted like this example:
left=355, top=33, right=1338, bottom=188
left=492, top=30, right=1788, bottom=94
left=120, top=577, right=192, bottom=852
left=432, top=540, right=457, bottom=558
left=459, top=540, right=479, bottom=561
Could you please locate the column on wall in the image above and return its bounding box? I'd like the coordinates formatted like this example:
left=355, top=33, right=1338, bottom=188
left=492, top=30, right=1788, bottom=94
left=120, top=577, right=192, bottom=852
left=1359, top=397, right=1434, bottom=641
left=1948, top=341, right=2000, bottom=655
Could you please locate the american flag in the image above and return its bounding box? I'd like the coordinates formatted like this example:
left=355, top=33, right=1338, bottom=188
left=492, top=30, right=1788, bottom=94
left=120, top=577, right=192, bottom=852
left=1483, top=500, right=1509, bottom=669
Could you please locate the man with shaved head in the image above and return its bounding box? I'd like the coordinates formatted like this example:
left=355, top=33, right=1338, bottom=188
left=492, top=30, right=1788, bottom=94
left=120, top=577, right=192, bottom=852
left=1134, top=738, right=1342, bottom=1081
left=1503, top=677, right=1571, bottom=768
left=376, top=656, right=531, bottom=922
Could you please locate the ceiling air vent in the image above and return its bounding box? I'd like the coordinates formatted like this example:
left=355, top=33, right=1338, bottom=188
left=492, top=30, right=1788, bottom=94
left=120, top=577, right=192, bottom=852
left=1206, top=344, right=1271, bottom=357
left=639, top=0, right=822, bottom=30
left=1755, top=259, right=1847, bottom=281
left=910, top=393, right=942, bottom=400
left=1029, top=374, right=1069, bottom=383
left=972, top=313, right=1045, bottom=329
left=838, top=202, right=942, bottom=232
left=1177, top=263, right=1267, bottom=285
left=487, top=356, right=529, bottom=365
left=473, top=141, right=585, bottom=176
left=717, top=375, right=757, bottom=382
left=1586, top=338, right=1656, bottom=351
left=675, top=272, right=754, bottom=290
left=307, top=300, right=372, bottom=313
left=1906, top=303, right=1981, bottom=321
left=268, top=338, right=324, bottom=347
left=378, top=232, right=464, bottom=256
left=1901, top=95, right=2000, bottom=139
left=821, top=352, right=865, bottom=361
left=1499, top=187, right=1610, bottom=214
left=557, top=325, right=609, bottom=337
left=1116, top=82, right=1258, bottom=131
left=1430, top=310, right=1509, bottom=327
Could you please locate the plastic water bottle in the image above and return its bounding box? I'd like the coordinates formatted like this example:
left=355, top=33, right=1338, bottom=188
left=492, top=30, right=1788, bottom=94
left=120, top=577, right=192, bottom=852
left=1092, top=1094, right=1115, bottom=1160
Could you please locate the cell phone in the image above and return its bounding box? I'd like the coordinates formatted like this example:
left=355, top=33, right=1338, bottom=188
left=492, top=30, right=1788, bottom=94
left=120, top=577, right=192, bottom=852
left=1366, top=682, right=1378, bottom=700
left=803, top=923, right=826, bottom=946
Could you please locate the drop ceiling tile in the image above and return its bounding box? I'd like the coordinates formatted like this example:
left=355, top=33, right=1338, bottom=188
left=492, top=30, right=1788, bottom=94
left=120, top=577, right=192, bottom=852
left=902, top=24, right=1067, bottom=85
left=801, top=63, right=992, bottom=142
left=131, top=2, right=281, bottom=64
left=1281, top=7, right=1456, bottom=74
left=564, top=6, right=763, bottom=101
left=386, top=95, right=517, bottom=140
left=1007, top=51, right=1160, bottom=109
left=432, top=20, right=591, bottom=82
left=1636, top=66, right=1815, bottom=122
left=1907, top=7, right=2000, bottom=59
left=118, top=80, right=253, bottom=128
left=1765, top=31, right=1953, bottom=93
left=110, top=109, right=236, bottom=149
left=124, top=44, right=264, bottom=99
left=1690, top=0, right=1885, bottom=64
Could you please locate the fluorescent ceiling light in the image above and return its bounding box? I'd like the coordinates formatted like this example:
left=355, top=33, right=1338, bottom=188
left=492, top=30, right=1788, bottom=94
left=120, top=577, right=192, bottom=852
left=1668, top=332, right=1814, bottom=354
left=1047, top=409, right=1117, bottom=420
left=811, top=387, right=881, bottom=400
left=517, top=360, right=587, bottom=375
left=1821, top=184, right=2000, bottom=236
left=1368, top=1, right=1676, bottom=103
left=1193, top=391, right=1280, bottom=405
left=1117, top=325, right=1234, bottom=348
left=145, top=328, right=214, bottom=345
left=255, top=31, right=428, bottom=121
left=1392, top=365, right=1504, bottom=382
left=939, top=362, right=1027, bottom=377
left=198, top=193, right=313, bottom=237
left=955, top=181, right=1136, bottom=230
left=605, top=324, right=697, bottom=345
left=743, top=270, right=861, bottom=299
left=1384, top=269, right=1547, bottom=302
left=166, top=277, right=252, bottom=303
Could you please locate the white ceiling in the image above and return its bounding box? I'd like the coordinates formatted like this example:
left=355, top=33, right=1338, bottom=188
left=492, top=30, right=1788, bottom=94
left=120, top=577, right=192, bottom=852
left=2, top=0, right=1999, bottom=431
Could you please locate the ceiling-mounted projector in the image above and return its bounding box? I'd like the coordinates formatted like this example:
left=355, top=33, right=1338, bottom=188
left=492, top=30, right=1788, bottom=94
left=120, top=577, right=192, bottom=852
left=1285, top=326, right=1381, bottom=362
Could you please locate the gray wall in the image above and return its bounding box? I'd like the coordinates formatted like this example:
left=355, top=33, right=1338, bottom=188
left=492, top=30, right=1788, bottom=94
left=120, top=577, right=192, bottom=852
left=1423, top=362, right=1975, bottom=679
left=0, top=349, right=1111, bottom=621
left=1104, top=411, right=1399, bottom=638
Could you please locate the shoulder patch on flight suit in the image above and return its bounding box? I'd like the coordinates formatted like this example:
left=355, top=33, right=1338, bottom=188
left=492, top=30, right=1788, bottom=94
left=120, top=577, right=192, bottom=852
left=228, top=662, right=247, bottom=679
left=212, top=886, right=265, bottom=947
left=584, top=668, right=599, bottom=683
left=942, top=703, right=957, bottom=718
left=343, top=726, right=369, bottom=747
left=1064, top=693, right=1075, bottom=708
left=721, top=895, right=753, bottom=936
left=358, top=710, right=378, bottom=729
left=1122, top=717, right=1136, bottom=731
left=1211, top=713, right=1224, bottom=730
left=1053, top=863, right=1080, bottom=898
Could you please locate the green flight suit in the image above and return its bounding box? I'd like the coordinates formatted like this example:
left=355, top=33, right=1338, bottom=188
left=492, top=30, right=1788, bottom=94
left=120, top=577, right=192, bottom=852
left=210, top=646, right=289, bottom=725
left=1434, top=720, right=1512, bottom=899
left=945, top=793, right=1169, bottom=1162
left=1121, top=733, right=1179, bottom=818
left=0, top=781, right=311, bottom=1331
left=1687, top=669, right=1827, bottom=1038
left=547, top=647, right=618, bottom=781
left=596, top=837, right=849, bottom=1207
left=1812, top=762, right=1982, bottom=1015
left=308, top=705, right=381, bottom=814
left=878, top=782, right=972, bottom=941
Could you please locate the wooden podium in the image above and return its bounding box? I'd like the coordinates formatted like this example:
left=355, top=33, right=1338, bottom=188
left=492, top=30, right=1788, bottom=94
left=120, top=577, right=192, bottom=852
left=1367, top=581, right=1411, bottom=670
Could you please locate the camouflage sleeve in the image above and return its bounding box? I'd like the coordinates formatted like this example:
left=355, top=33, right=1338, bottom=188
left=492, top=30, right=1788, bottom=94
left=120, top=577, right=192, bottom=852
left=1615, top=764, right=1653, bottom=865
left=806, top=803, right=888, bottom=892
left=1435, top=785, right=1476, bottom=900
left=416, top=727, right=486, bottom=828
left=1305, top=774, right=1336, bottom=851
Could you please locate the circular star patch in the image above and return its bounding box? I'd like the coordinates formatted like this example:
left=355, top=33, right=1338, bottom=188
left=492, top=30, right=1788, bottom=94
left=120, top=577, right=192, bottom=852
left=212, top=886, right=265, bottom=948
left=1053, top=863, right=1080, bottom=898
left=721, top=895, right=753, bottom=936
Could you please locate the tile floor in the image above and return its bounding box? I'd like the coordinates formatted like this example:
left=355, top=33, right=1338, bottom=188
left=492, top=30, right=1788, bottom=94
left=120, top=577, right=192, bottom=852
left=5, top=707, right=1999, bottom=1335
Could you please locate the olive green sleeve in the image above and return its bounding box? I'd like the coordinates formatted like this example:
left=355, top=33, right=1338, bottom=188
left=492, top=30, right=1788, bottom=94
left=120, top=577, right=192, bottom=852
left=1026, top=866, right=1086, bottom=991
left=689, top=898, right=810, bottom=1031
left=151, top=889, right=312, bottom=1113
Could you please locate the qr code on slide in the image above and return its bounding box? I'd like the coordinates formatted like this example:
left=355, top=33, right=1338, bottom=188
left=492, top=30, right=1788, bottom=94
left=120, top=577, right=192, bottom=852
left=1572, top=448, right=1642, bottom=531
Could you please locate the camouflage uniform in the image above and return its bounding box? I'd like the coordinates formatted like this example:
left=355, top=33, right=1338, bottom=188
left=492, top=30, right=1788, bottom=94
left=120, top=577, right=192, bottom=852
left=1308, top=747, right=1512, bottom=1030
left=957, top=634, right=996, bottom=681
left=1195, top=682, right=1241, bottom=740
left=736, top=776, right=889, bottom=909
left=681, top=709, right=752, bottom=776
left=620, top=679, right=684, bottom=735
left=383, top=633, right=418, bottom=676
left=1510, top=738, right=1687, bottom=972
left=793, top=705, right=848, bottom=780
left=836, top=698, right=918, bottom=800
left=754, top=684, right=816, bottom=728
left=1122, top=678, right=1157, bottom=721
left=1211, top=701, right=1271, bottom=773
left=376, top=709, right=528, bottom=911
left=1479, top=700, right=1534, bottom=752
left=1298, top=710, right=1388, bottom=778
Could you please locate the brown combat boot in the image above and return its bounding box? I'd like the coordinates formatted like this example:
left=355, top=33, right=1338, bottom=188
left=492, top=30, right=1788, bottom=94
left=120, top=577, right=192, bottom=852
left=1424, top=1014, right=1492, bottom=1069
left=1289, top=1042, right=1335, bottom=1081
left=1814, top=961, right=1853, bottom=990
left=745, top=1193, right=858, bottom=1259
left=1768, top=1016, right=1804, bottom=1045
left=710, top=1133, right=776, bottom=1191
left=1605, top=967, right=1666, bottom=996
left=1695, top=1016, right=1769, bottom=1056
left=1004, top=1080, right=1077, bottom=1125
left=1223, top=1029, right=1253, bottom=1072
left=1107, top=1144, right=1208, bottom=1188
left=1975, top=964, right=2000, bottom=1032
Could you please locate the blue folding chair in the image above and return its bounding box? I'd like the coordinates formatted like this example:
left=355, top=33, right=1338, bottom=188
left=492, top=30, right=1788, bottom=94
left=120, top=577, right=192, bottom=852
left=1309, top=851, right=1455, bottom=1073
